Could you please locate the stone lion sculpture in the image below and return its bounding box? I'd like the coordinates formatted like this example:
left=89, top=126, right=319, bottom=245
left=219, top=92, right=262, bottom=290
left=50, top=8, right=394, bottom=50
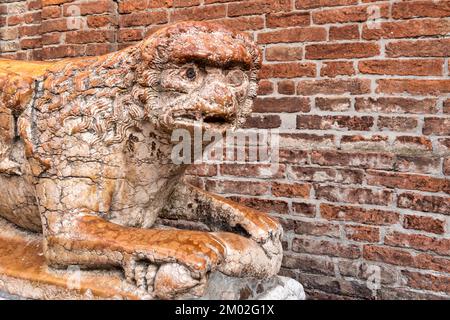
left=0, top=21, right=283, bottom=299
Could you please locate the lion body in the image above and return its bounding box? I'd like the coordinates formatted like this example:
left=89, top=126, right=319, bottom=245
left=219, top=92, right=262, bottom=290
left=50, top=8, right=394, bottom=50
left=0, top=49, right=185, bottom=232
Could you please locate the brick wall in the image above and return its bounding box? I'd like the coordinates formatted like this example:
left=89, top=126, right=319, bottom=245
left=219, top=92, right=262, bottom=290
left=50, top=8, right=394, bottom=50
left=1, top=0, right=449, bottom=299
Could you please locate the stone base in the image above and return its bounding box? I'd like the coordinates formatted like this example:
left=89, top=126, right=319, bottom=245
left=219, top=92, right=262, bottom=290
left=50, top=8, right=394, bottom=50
left=0, top=218, right=305, bottom=300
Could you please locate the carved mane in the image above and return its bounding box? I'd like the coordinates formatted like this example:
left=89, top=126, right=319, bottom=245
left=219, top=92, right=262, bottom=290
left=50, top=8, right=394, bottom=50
left=34, top=21, right=261, bottom=146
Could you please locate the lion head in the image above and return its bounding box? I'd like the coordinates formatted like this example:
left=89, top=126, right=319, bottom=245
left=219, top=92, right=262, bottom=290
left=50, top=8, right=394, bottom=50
left=133, top=21, right=261, bottom=133
left=49, top=21, right=261, bottom=146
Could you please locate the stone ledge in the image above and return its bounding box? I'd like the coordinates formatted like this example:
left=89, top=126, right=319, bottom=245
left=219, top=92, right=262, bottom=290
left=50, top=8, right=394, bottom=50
left=0, top=218, right=304, bottom=300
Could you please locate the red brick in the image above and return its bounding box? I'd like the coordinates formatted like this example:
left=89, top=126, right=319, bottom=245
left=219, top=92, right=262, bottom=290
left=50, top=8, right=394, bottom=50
left=272, top=182, right=311, bottom=198
left=315, top=185, right=393, bottom=206
left=18, top=24, right=41, bottom=36
left=118, top=0, right=171, bottom=13
left=320, top=203, right=399, bottom=226
left=42, top=0, right=72, bottom=6
left=359, top=59, right=443, bottom=76
left=42, top=6, right=61, bottom=19
left=185, top=164, right=217, bottom=177
left=65, top=30, right=114, bottom=44
left=340, top=135, right=389, bottom=151
left=316, top=97, right=350, bottom=111
left=118, top=29, right=143, bottom=43
left=278, top=149, right=309, bottom=165
left=392, top=1, right=450, bottom=19
left=403, top=214, right=446, bottom=235
left=397, top=192, right=450, bottom=215
left=313, top=4, right=388, bottom=24
left=205, top=180, right=269, bottom=196
left=306, top=42, right=379, bottom=60
left=280, top=133, right=335, bottom=150
left=87, top=15, right=117, bottom=28
left=267, top=11, right=310, bottom=28
left=41, top=45, right=85, bottom=59
left=173, top=0, right=201, bottom=7
left=85, top=43, right=115, bottom=56
left=378, top=116, right=418, bottom=132
left=293, top=220, right=340, bottom=238
left=20, top=38, right=41, bottom=50
left=363, top=19, right=450, bottom=40
left=63, top=0, right=115, bottom=16
left=423, top=117, right=450, bottom=136
left=386, top=39, right=450, bottom=58
left=292, top=202, right=316, bottom=217
left=297, top=115, right=374, bottom=131
left=119, top=11, right=168, bottom=27
left=311, top=150, right=395, bottom=170
left=444, top=99, right=450, bottom=114
left=293, top=237, right=361, bottom=259
left=282, top=253, right=335, bottom=275
left=228, top=196, right=289, bottom=214
left=321, top=61, right=355, bottom=77
left=277, top=80, right=296, bottom=95
left=392, top=136, right=433, bottom=153
left=345, top=225, right=380, bottom=243
left=355, top=97, right=437, bottom=114
left=228, top=0, right=291, bottom=17
left=385, top=231, right=450, bottom=256
left=290, top=166, right=363, bottom=184
left=364, top=245, right=450, bottom=274
left=329, top=24, right=359, bottom=40
left=297, top=79, right=371, bottom=95
left=377, top=79, right=450, bottom=95
left=395, top=155, right=441, bottom=175
left=256, top=80, right=273, bottom=95
left=243, top=114, right=281, bottom=129
left=296, top=0, right=357, bottom=9
left=42, top=33, right=60, bottom=45
left=445, top=158, right=450, bottom=176
left=259, top=62, right=316, bottom=79
left=258, top=27, right=326, bottom=44
left=253, top=97, right=310, bottom=113
left=402, top=271, right=450, bottom=294
left=170, top=5, right=226, bottom=22
left=213, top=16, right=265, bottom=31
left=265, top=46, right=303, bottom=61
left=220, top=164, right=285, bottom=179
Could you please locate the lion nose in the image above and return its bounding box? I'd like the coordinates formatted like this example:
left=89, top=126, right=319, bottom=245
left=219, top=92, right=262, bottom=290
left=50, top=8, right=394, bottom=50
left=200, top=82, right=236, bottom=118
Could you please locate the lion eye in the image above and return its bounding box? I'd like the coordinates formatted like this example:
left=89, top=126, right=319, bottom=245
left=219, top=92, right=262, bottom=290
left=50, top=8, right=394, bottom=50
left=186, top=67, right=196, bottom=80
left=227, top=70, right=245, bottom=87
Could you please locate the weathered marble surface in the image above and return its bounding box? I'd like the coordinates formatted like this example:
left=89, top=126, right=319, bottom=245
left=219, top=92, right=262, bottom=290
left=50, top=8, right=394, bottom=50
left=0, top=21, right=288, bottom=299
left=0, top=217, right=304, bottom=300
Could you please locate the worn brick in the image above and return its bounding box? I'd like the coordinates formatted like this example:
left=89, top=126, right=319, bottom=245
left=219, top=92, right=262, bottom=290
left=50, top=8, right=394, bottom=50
left=315, top=185, right=393, bottom=206
left=378, top=116, right=418, bottom=132
left=320, top=203, right=399, bottom=226
left=359, top=59, right=443, bottom=76
left=297, top=79, right=371, bottom=95
left=376, top=79, right=450, bottom=96
left=316, top=97, right=351, bottom=111
left=253, top=97, right=310, bottom=113
left=403, top=214, right=446, bottom=235
left=259, top=62, right=316, bottom=78
left=386, top=39, right=450, bottom=58
left=397, top=192, right=450, bottom=215
left=306, top=42, right=379, bottom=60
left=265, top=46, right=303, bottom=61
left=321, top=61, right=355, bottom=77
left=355, top=97, right=437, bottom=114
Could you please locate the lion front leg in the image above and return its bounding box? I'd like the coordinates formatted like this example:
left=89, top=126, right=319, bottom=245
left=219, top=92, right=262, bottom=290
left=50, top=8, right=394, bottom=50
left=37, top=178, right=225, bottom=299
left=161, top=181, right=284, bottom=278
left=42, top=211, right=227, bottom=299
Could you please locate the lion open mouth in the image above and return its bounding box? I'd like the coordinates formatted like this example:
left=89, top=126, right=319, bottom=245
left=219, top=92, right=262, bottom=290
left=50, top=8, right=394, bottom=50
left=172, top=109, right=236, bottom=128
